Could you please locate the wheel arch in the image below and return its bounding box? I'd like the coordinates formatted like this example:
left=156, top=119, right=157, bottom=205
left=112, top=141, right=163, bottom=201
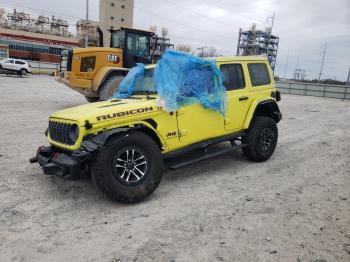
left=243, top=99, right=281, bottom=129
left=91, top=67, right=129, bottom=92
left=89, top=120, right=165, bottom=151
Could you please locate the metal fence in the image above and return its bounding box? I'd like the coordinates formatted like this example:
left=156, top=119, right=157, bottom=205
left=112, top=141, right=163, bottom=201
left=29, top=61, right=59, bottom=75
left=276, top=81, right=350, bottom=100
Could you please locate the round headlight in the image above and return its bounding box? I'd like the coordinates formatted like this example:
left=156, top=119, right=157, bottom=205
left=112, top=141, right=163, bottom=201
left=69, top=124, right=79, bottom=141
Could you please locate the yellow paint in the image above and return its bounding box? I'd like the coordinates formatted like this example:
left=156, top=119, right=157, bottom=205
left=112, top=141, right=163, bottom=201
left=55, top=47, right=126, bottom=94
left=48, top=57, right=277, bottom=154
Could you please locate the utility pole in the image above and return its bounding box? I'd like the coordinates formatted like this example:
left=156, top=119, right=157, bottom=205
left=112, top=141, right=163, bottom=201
left=283, top=49, right=289, bottom=79
left=318, top=42, right=327, bottom=83
left=197, top=46, right=208, bottom=57
left=346, top=66, right=350, bottom=86
left=85, top=0, right=89, bottom=48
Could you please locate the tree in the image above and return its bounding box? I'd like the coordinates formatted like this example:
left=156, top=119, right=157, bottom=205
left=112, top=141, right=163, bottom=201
left=176, top=44, right=192, bottom=54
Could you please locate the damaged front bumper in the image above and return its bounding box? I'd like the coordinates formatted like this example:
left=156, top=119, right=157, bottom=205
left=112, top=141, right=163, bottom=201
left=30, top=145, right=92, bottom=180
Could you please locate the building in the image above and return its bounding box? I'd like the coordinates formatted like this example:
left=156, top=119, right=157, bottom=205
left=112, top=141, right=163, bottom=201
left=0, top=8, right=78, bottom=63
left=0, top=28, right=78, bottom=63
left=0, top=44, right=8, bottom=59
left=99, top=0, right=134, bottom=46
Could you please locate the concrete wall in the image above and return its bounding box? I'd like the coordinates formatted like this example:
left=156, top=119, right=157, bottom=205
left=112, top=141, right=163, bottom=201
left=99, top=0, right=134, bottom=47
left=276, top=81, right=350, bottom=100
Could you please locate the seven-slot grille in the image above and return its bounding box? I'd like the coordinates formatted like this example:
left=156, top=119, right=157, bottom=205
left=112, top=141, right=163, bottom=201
left=48, top=121, right=76, bottom=145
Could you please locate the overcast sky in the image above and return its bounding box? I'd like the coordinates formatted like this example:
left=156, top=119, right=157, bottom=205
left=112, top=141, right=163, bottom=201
left=2, top=0, right=349, bottom=80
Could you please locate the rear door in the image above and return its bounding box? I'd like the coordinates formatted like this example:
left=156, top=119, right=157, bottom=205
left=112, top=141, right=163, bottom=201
left=15, top=60, right=26, bottom=71
left=220, top=62, right=251, bottom=131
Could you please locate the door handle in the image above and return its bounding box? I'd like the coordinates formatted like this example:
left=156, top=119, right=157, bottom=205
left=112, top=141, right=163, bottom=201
left=239, top=96, right=249, bottom=101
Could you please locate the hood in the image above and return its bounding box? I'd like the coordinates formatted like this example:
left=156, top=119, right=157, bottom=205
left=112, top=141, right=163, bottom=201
left=50, top=97, right=159, bottom=126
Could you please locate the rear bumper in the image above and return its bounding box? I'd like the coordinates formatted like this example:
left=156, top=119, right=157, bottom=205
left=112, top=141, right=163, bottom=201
left=30, top=146, right=91, bottom=180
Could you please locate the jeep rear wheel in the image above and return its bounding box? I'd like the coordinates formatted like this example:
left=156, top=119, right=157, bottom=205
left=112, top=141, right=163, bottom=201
left=98, top=75, right=124, bottom=101
left=242, top=116, right=278, bottom=162
left=91, top=132, right=163, bottom=203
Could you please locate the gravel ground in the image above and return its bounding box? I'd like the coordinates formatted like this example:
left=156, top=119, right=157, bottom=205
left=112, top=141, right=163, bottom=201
left=0, top=75, right=349, bottom=262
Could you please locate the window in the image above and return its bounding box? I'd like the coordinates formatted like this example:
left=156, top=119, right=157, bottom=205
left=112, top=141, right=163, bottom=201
left=126, top=33, right=150, bottom=56
left=220, top=64, right=245, bottom=90
left=110, top=31, right=125, bottom=48
left=80, top=56, right=96, bottom=72
left=4, top=59, right=14, bottom=64
left=248, top=63, right=271, bottom=86
left=15, top=60, right=25, bottom=65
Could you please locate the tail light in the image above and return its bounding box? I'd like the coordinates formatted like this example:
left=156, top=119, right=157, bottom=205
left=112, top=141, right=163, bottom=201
left=28, top=63, right=32, bottom=67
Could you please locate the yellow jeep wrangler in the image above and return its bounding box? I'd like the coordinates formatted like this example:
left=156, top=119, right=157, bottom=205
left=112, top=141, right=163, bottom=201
left=31, top=55, right=281, bottom=203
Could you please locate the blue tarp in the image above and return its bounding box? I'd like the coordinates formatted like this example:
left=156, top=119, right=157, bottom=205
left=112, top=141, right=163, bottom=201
left=113, top=50, right=227, bottom=115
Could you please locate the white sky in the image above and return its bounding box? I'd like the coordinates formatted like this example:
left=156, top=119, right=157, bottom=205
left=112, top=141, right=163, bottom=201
left=1, top=0, right=349, bottom=80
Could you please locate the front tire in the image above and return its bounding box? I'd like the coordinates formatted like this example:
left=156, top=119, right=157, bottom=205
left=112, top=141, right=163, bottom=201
left=98, top=75, right=124, bottom=101
left=242, top=116, right=278, bottom=162
left=91, top=132, right=163, bottom=203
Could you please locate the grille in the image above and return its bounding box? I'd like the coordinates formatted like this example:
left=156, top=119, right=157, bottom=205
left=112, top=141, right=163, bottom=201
left=48, top=121, right=76, bottom=145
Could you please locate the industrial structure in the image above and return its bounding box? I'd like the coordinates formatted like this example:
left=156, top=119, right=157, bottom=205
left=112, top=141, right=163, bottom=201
left=76, top=19, right=99, bottom=47
left=236, top=24, right=279, bottom=71
left=0, top=8, right=78, bottom=63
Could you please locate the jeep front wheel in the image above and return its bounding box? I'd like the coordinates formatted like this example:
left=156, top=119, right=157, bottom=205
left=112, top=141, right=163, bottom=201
left=98, top=75, right=124, bottom=101
left=242, top=116, right=278, bottom=162
left=91, top=132, right=163, bottom=203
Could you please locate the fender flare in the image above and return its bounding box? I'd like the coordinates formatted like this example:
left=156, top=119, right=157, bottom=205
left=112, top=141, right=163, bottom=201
left=82, top=121, right=166, bottom=151
left=243, top=98, right=280, bottom=129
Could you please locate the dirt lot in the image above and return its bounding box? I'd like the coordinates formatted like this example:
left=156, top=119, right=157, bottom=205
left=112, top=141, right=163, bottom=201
left=0, top=75, right=349, bottom=262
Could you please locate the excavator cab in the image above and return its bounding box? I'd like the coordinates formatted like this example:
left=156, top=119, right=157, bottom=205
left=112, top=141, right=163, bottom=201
left=110, top=27, right=154, bottom=68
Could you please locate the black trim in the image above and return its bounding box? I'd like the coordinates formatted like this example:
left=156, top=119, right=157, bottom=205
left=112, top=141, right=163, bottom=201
left=163, top=131, right=245, bottom=159
left=66, top=49, right=73, bottom=71
left=143, top=119, right=158, bottom=129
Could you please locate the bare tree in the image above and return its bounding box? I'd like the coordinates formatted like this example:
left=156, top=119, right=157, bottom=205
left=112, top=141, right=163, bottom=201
left=149, top=25, right=157, bottom=33
left=161, top=27, right=168, bottom=38
left=176, top=44, right=192, bottom=54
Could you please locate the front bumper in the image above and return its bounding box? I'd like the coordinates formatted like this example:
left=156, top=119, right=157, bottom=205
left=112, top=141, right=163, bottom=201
left=30, top=146, right=91, bottom=180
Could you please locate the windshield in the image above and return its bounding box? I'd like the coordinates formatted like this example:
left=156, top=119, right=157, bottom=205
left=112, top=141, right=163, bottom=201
left=132, top=68, right=156, bottom=95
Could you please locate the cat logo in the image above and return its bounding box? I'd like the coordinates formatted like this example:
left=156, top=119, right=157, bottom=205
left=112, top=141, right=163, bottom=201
left=107, top=54, right=119, bottom=64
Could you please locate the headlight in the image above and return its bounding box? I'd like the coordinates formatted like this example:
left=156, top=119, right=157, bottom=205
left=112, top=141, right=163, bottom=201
left=69, top=124, right=79, bottom=141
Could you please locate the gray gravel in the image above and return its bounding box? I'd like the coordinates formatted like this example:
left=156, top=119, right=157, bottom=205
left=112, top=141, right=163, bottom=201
left=0, top=75, right=349, bottom=262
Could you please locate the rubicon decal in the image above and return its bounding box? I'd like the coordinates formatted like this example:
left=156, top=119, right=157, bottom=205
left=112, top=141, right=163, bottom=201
left=96, top=107, right=154, bottom=121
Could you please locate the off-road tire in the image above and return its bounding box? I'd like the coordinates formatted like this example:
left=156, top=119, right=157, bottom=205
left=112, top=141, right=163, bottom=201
left=242, top=116, right=278, bottom=162
left=84, top=96, right=99, bottom=103
left=98, top=75, right=124, bottom=101
left=20, top=69, right=28, bottom=76
left=91, top=132, right=163, bottom=203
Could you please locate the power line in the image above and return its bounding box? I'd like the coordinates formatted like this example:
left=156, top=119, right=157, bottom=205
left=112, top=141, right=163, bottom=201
left=202, top=0, right=266, bottom=24
left=132, top=4, right=235, bottom=41
left=162, top=0, right=234, bottom=27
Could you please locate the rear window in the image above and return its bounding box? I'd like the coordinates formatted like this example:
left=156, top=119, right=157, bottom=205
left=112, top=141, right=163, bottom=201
left=15, top=61, right=25, bottom=65
left=248, top=63, right=271, bottom=86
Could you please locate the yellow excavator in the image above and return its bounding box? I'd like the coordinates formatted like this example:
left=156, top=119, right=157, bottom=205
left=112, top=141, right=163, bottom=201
left=56, top=27, right=161, bottom=102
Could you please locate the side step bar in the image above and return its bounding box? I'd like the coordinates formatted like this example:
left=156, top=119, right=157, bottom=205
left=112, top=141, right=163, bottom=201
left=165, top=142, right=247, bottom=169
